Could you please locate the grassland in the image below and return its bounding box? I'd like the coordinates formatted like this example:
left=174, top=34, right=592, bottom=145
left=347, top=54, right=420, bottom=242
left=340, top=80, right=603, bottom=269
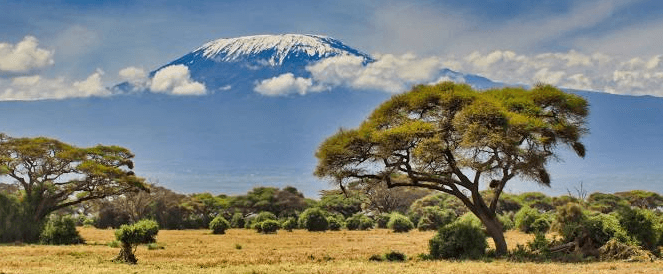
left=0, top=228, right=662, bottom=273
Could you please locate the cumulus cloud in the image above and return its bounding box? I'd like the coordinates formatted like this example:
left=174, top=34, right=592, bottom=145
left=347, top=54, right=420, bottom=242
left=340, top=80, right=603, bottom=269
left=118, top=66, right=149, bottom=91
left=150, top=64, right=206, bottom=96
left=254, top=73, right=321, bottom=96
left=0, top=36, right=54, bottom=74
left=442, top=50, right=663, bottom=96
left=0, top=69, right=111, bottom=101
left=304, top=53, right=459, bottom=93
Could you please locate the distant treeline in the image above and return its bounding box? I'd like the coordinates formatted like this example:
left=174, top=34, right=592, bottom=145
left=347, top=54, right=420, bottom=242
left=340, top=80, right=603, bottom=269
left=3, top=180, right=660, bottom=231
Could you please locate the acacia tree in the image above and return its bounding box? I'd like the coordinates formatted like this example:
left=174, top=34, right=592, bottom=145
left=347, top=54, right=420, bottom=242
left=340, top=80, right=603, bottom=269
left=315, top=82, right=588, bottom=255
left=0, top=134, right=146, bottom=242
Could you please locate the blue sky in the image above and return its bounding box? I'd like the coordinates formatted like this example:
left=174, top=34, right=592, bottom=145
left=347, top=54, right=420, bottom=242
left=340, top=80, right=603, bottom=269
left=3, top=0, right=663, bottom=99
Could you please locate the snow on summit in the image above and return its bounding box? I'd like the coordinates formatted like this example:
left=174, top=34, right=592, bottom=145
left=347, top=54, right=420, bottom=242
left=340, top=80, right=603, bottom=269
left=194, top=34, right=371, bottom=65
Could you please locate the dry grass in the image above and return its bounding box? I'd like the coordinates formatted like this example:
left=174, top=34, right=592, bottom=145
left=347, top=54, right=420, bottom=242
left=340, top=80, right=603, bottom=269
left=0, top=227, right=661, bottom=273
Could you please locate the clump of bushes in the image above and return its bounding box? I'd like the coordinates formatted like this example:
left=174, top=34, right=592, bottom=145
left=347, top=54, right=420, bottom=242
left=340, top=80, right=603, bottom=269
left=113, top=219, right=159, bottom=264
left=245, top=211, right=277, bottom=229
left=209, top=216, right=230, bottom=234
left=514, top=206, right=550, bottom=234
left=429, top=219, right=487, bottom=260
left=416, top=207, right=456, bottom=231
left=230, top=212, right=245, bottom=228
left=39, top=215, right=84, bottom=245
left=346, top=213, right=374, bottom=230
left=327, top=216, right=343, bottom=231
left=387, top=213, right=414, bottom=233
left=369, top=250, right=407, bottom=262
left=280, top=217, right=298, bottom=232
left=375, top=213, right=391, bottom=229
left=617, top=207, right=662, bottom=252
left=258, top=219, right=280, bottom=234
left=298, top=208, right=329, bottom=231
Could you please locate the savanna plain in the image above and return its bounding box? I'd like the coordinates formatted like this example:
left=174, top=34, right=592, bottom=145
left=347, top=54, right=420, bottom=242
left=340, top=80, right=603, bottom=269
left=1, top=227, right=661, bottom=274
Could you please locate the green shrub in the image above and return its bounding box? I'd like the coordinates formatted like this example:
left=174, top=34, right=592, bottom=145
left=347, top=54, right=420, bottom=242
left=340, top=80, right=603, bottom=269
left=113, top=219, right=159, bottom=264
left=244, top=211, right=277, bottom=229
left=259, top=220, right=280, bottom=234
left=458, top=212, right=483, bottom=228
left=384, top=250, right=407, bottom=261
left=327, top=216, right=343, bottom=231
left=429, top=219, right=487, bottom=260
left=375, top=213, right=391, bottom=229
left=497, top=213, right=515, bottom=231
left=346, top=213, right=374, bottom=230
left=281, top=217, right=298, bottom=231
left=298, top=208, right=329, bottom=231
left=530, top=217, right=551, bottom=234
left=514, top=206, right=542, bottom=233
left=555, top=203, right=631, bottom=249
left=209, top=216, right=230, bottom=234
left=387, top=213, right=414, bottom=233
left=416, top=207, right=456, bottom=231
left=618, top=207, right=660, bottom=251
left=230, top=212, right=245, bottom=228
left=39, top=215, right=84, bottom=245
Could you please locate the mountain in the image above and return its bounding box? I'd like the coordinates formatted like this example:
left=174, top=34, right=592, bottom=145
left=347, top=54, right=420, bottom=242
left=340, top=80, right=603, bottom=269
left=2, top=34, right=663, bottom=197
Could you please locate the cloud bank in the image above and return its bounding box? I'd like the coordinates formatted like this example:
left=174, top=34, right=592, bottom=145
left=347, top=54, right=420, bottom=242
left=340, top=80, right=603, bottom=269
left=0, top=36, right=54, bottom=74
left=253, top=49, right=663, bottom=97
left=149, top=65, right=206, bottom=96
left=0, top=69, right=110, bottom=101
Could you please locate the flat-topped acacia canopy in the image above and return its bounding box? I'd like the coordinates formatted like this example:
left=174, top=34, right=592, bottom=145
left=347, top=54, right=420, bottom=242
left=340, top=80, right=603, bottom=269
left=315, top=82, right=588, bottom=255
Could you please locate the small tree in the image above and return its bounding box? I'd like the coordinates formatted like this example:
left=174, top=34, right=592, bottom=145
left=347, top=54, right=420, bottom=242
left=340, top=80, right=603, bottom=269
left=209, top=216, right=230, bottom=234
left=113, top=219, right=159, bottom=264
left=315, top=83, right=588, bottom=255
left=0, top=135, right=146, bottom=242
left=387, top=213, right=414, bottom=233
left=298, top=208, right=329, bottom=231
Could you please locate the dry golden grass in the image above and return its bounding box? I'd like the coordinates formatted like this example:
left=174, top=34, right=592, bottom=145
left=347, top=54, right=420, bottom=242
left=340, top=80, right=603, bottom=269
left=0, top=227, right=661, bottom=273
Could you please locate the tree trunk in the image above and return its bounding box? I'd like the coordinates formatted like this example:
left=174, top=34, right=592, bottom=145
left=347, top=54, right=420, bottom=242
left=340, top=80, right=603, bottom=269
left=477, top=211, right=508, bottom=256
left=114, top=243, right=137, bottom=264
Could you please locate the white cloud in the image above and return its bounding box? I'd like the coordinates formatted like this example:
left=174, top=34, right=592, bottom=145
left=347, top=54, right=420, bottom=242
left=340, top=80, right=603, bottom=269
left=0, top=69, right=111, bottom=101
left=0, top=36, right=54, bottom=74
left=305, top=53, right=453, bottom=93
left=441, top=49, right=663, bottom=96
left=254, top=73, right=321, bottom=96
left=150, top=64, right=206, bottom=96
left=119, top=66, right=149, bottom=91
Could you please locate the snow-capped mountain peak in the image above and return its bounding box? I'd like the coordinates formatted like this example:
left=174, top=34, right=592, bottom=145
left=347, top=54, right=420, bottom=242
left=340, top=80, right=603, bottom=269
left=194, top=34, right=371, bottom=66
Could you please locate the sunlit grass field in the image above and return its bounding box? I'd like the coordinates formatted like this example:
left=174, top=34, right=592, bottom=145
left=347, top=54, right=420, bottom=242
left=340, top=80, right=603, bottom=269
left=1, top=227, right=662, bottom=273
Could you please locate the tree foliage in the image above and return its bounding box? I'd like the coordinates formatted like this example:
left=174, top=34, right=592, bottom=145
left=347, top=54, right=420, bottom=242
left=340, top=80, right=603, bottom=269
left=0, top=135, right=145, bottom=242
left=315, top=82, right=588, bottom=254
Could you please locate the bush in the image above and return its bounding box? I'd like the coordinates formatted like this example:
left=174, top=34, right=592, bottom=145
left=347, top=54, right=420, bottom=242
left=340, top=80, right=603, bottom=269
left=429, top=219, right=487, bottom=260
left=230, top=212, right=245, bottom=228
left=281, top=217, right=298, bottom=232
left=555, top=203, right=631, bottom=249
left=618, top=207, right=661, bottom=251
left=39, top=215, right=84, bottom=245
left=514, top=206, right=543, bottom=233
left=327, top=216, right=343, bottom=231
left=209, top=216, right=230, bottom=234
left=259, top=220, right=280, bottom=234
left=497, top=213, right=515, bottom=231
left=113, top=219, right=159, bottom=264
left=384, top=250, right=407, bottom=261
left=375, top=213, right=391, bottom=229
left=416, top=207, right=456, bottom=231
left=346, top=213, right=374, bottom=230
left=387, top=213, right=414, bottom=233
left=298, top=208, right=329, bottom=231
left=530, top=217, right=551, bottom=234
left=245, top=211, right=277, bottom=229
